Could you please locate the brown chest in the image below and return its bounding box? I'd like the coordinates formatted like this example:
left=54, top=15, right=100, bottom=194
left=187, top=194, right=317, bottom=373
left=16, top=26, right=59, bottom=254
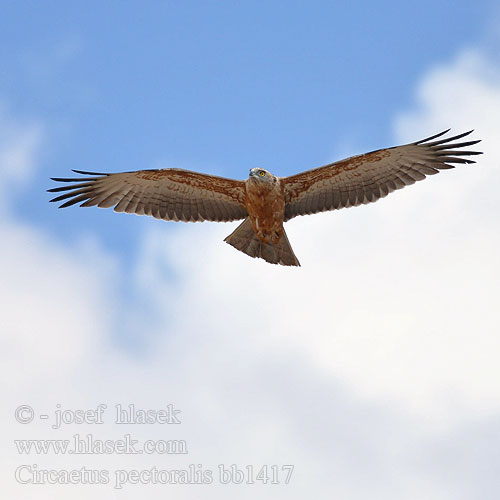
left=245, top=179, right=285, bottom=243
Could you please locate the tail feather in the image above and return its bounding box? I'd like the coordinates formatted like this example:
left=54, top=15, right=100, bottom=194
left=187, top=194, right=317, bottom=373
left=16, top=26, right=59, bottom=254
left=224, top=218, right=300, bottom=267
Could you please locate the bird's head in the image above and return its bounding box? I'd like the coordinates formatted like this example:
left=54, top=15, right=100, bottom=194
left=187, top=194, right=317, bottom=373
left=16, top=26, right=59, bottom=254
left=249, top=168, right=276, bottom=185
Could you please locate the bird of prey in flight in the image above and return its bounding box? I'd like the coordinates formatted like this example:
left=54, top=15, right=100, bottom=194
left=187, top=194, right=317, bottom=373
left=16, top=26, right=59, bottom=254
left=49, top=129, right=481, bottom=267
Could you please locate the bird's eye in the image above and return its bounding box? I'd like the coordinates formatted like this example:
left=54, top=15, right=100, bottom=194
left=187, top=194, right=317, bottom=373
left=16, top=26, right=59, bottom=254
left=259, top=171, right=265, bottom=177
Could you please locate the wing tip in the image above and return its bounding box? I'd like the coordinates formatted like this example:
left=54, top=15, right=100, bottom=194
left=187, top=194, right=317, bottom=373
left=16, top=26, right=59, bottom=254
left=416, top=128, right=480, bottom=147
left=71, top=169, right=109, bottom=176
left=415, top=129, right=451, bottom=144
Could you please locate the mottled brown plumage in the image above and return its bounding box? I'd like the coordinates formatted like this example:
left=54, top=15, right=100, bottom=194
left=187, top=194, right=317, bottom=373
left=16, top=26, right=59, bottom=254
left=49, top=129, right=482, bottom=266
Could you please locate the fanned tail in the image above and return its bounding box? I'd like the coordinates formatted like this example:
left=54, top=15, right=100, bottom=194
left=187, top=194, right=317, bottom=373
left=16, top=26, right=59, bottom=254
left=224, top=218, right=300, bottom=267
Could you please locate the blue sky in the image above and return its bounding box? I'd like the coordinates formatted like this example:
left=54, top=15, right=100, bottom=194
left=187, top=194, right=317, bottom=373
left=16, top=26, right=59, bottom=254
left=2, top=2, right=500, bottom=499
left=2, top=0, right=497, bottom=254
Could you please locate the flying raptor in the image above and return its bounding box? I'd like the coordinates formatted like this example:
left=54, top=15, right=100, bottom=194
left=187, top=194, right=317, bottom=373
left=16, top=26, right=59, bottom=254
left=49, top=129, right=481, bottom=267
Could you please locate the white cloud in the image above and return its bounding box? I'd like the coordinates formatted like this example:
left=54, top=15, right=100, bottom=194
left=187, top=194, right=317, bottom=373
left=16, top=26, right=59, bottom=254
left=0, top=108, right=119, bottom=499
left=2, top=47, right=500, bottom=500
left=0, top=105, right=43, bottom=193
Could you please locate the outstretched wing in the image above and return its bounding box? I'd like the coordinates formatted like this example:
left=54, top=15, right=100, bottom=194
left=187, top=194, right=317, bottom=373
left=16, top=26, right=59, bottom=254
left=283, top=130, right=482, bottom=221
left=49, top=168, right=248, bottom=222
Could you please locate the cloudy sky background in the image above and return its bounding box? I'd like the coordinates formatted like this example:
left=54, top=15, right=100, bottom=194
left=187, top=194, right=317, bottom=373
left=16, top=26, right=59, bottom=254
left=1, top=1, right=499, bottom=498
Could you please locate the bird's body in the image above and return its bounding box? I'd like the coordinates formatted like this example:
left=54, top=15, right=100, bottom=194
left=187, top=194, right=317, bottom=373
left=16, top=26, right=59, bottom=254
left=245, top=168, right=285, bottom=245
left=49, top=130, right=482, bottom=267
left=226, top=168, right=299, bottom=265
